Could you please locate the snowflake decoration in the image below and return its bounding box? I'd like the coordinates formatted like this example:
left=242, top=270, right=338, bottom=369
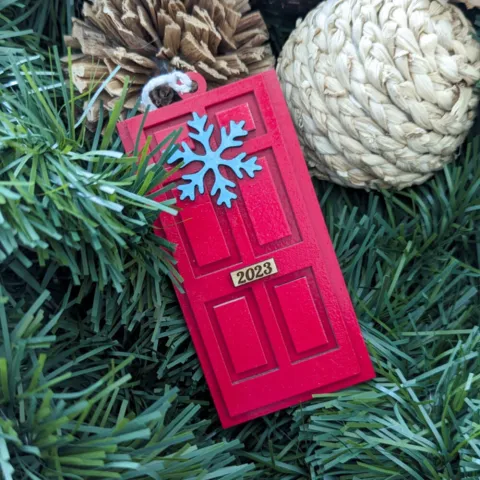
left=167, top=112, right=262, bottom=208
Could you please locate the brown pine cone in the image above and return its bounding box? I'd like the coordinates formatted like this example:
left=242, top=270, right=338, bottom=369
left=65, top=0, right=275, bottom=119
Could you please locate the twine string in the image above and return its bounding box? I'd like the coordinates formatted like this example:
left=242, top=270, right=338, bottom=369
left=141, top=71, right=193, bottom=110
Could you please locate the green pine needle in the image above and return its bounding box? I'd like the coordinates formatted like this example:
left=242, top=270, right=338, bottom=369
left=0, top=1, right=479, bottom=479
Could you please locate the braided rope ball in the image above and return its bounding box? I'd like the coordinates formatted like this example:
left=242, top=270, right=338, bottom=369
left=277, top=0, right=480, bottom=189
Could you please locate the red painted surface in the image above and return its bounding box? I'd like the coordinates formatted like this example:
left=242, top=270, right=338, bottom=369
left=118, top=70, right=375, bottom=428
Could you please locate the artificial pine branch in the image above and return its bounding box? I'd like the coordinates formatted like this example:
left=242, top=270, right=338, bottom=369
left=1, top=1, right=479, bottom=478
left=0, top=49, right=185, bottom=336
left=0, top=288, right=253, bottom=479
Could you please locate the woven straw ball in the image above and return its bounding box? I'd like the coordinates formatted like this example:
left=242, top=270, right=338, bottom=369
left=277, top=0, right=480, bottom=189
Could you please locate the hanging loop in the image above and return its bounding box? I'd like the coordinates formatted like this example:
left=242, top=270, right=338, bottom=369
left=141, top=71, right=207, bottom=110
left=178, top=72, right=207, bottom=99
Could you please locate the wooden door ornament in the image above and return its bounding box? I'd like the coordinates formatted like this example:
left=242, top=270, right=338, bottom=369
left=118, top=70, right=375, bottom=428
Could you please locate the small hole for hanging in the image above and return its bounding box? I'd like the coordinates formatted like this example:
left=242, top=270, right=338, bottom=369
left=189, top=80, right=198, bottom=93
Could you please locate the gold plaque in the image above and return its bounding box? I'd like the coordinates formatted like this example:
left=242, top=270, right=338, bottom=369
left=230, top=258, right=278, bottom=287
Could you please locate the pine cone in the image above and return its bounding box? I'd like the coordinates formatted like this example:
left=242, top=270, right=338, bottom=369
left=65, top=0, right=275, bottom=117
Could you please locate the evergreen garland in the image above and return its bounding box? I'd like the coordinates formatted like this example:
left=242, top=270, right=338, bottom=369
left=0, top=1, right=479, bottom=479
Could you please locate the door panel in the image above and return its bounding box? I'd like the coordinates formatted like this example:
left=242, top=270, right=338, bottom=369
left=235, top=149, right=302, bottom=257
left=118, top=70, right=375, bottom=427
left=238, top=155, right=293, bottom=246
left=274, top=276, right=329, bottom=354
left=214, top=296, right=268, bottom=374
left=164, top=187, right=242, bottom=278
left=180, top=200, right=231, bottom=267
left=206, top=289, right=278, bottom=383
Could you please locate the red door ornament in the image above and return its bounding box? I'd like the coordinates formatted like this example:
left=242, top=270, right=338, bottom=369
left=118, top=70, right=375, bottom=428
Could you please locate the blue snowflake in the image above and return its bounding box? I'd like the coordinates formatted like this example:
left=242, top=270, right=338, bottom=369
left=167, top=112, right=262, bottom=208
